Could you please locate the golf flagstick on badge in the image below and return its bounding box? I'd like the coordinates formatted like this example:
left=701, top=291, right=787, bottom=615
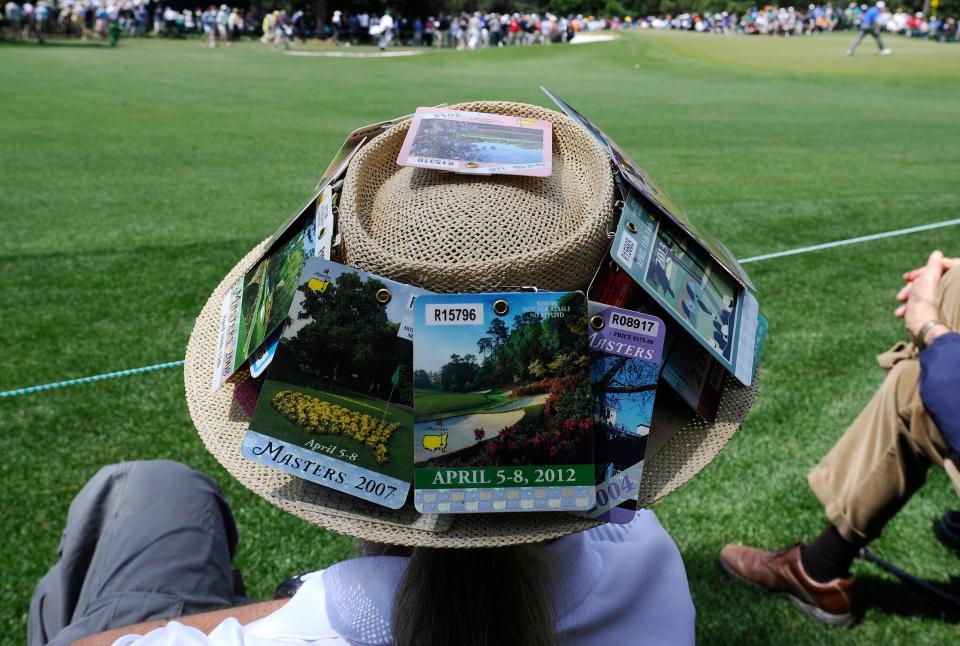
left=412, top=291, right=594, bottom=513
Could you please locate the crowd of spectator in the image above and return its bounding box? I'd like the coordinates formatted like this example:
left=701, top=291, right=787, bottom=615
left=1, top=1, right=958, bottom=47
left=626, top=4, right=958, bottom=41
left=331, top=11, right=586, bottom=48
left=0, top=1, right=303, bottom=46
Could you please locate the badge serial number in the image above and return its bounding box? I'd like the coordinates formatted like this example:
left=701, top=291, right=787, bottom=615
left=609, top=313, right=660, bottom=336
left=425, top=303, right=484, bottom=326
left=416, top=157, right=456, bottom=167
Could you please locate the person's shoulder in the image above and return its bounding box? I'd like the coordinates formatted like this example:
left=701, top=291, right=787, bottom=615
left=243, top=571, right=352, bottom=644
left=582, top=508, right=672, bottom=546
left=554, top=510, right=695, bottom=645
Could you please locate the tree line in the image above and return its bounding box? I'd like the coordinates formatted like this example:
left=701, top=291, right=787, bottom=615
left=414, top=292, right=588, bottom=392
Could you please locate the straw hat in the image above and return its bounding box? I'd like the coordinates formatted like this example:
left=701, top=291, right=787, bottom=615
left=184, top=101, right=759, bottom=548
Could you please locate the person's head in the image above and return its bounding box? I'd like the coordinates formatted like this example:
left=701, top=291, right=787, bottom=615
left=361, top=541, right=558, bottom=646
left=876, top=1, right=886, bottom=8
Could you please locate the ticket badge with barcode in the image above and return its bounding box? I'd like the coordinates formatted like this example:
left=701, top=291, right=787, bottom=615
left=412, top=291, right=595, bottom=513
left=610, top=191, right=758, bottom=386
left=583, top=302, right=665, bottom=524
left=242, top=259, right=431, bottom=510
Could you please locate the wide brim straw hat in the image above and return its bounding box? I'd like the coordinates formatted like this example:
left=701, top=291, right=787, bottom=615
left=185, top=101, right=759, bottom=548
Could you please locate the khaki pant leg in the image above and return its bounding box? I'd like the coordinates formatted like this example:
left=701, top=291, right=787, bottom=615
left=808, top=359, right=952, bottom=543
left=937, top=265, right=960, bottom=330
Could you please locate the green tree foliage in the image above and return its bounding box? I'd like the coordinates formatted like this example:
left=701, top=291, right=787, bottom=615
left=263, top=235, right=306, bottom=324
left=528, top=358, right=547, bottom=378
left=439, top=353, right=481, bottom=391
left=551, top=381, right=592, bottom=419
left=476, top=336, right=494, bottom=361
left=435, top=293, right=588, bottom=391
left=486, top=317, right=509, bottom=345
left=285, top=271, right=413, bottom=405
left=413, top=369, right=432, bottom=388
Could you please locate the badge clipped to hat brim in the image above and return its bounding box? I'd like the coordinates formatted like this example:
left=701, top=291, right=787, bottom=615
left=185, top=97, right=762, bottom=548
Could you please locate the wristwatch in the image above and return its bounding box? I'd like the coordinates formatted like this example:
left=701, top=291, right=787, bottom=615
left=915, top=319, right=945, bottom=352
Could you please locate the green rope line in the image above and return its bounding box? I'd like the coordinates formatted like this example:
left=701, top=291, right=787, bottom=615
left=4, top=217, right=957, bottom=401
left=0, top=360, right=185, bottom=400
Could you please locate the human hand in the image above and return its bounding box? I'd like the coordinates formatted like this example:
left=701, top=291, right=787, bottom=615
left=897, top=254, right=960, bottom=292
left=895, top=250, right=955, bottom=346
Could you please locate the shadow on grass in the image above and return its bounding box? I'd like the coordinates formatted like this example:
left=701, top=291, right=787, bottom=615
left=858, top=573, right=960, bottom=623
left=0, top=38, right=108, bottom=48
left=703, top=550, right=960, bottom=627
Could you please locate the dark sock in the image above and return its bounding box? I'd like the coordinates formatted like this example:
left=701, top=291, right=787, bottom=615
left=800, top=525, right=863, bottom=583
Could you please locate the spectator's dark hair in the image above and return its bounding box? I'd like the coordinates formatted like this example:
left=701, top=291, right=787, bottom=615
left=387, top=544, right=558, bottom=646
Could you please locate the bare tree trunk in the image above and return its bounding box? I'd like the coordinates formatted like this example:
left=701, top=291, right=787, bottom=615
left=314, top=0, right=327, bottom=38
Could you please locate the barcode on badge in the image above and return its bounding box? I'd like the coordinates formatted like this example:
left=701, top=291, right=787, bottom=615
left=616, top=233, right=638, bottom=267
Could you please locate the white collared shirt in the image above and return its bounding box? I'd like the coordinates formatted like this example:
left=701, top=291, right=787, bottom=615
left=115, top=510, right=694, bottom=645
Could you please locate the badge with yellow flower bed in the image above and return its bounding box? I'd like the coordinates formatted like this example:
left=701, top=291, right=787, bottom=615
left=241, top=258, right=430, bottom=509
left=412, top=291, right=595, bottom=513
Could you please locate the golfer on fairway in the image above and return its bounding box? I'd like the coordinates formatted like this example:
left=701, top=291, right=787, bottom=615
left=848, top=1, right=892, bottom=56
left=719, top=250, right=960, bottom=626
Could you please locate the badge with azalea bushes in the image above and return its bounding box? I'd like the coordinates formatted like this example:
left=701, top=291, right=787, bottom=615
left=241, top=258, right=430, bottom=509
left=412, top=291, right=595, bottom=514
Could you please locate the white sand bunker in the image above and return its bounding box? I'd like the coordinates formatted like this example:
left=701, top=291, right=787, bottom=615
left=285, top=49, right=424, bottom=58
left=569, top=33, right=618, bottom=44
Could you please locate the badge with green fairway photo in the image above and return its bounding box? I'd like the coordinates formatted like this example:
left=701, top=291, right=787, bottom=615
left=212, top=203, right=333, bottom=392
left=241, top=258, right=429, bottom=509
left=412, top=291, right=595, bottom=514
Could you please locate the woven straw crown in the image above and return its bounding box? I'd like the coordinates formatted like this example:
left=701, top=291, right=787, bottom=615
left=339, top=101, right=615, bottom=292
left=184, top=101, right=758, bottom=548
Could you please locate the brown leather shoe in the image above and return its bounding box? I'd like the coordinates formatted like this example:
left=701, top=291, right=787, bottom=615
left=718, top=543, right=857, bottom=627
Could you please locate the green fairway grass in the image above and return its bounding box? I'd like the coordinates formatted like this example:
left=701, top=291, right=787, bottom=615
left=3, top=31, right=960, bottom=642
left=414, top=388, right=510, bottom=418
left=647, top=29, right=960, bottom=78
